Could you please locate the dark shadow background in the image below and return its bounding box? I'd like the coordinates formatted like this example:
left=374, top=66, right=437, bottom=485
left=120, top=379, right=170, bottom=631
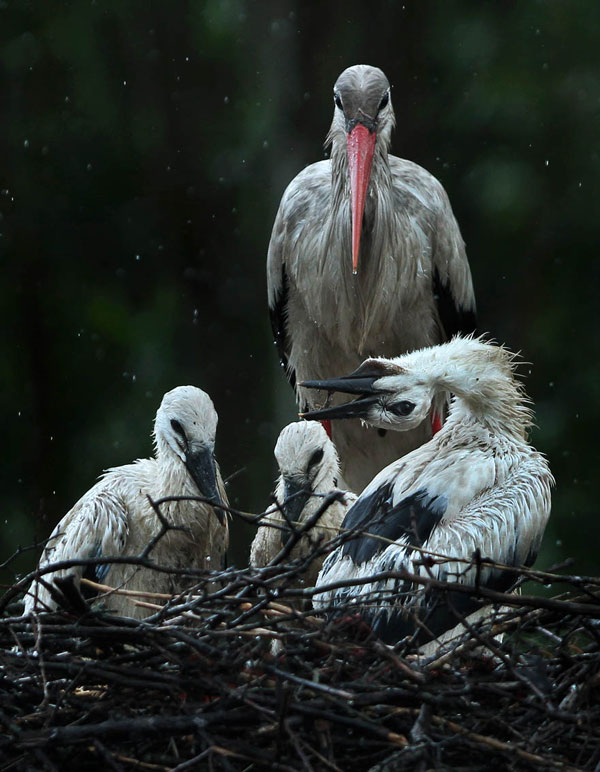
left=2, top=1, right=598, bottom=583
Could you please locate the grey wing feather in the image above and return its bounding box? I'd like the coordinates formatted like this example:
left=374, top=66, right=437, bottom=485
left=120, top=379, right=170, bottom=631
left=23, top=489, right=130, bottom=613
left=267, top=187, right=297, bottom=390
left=267, top=163, right=332, bottom=396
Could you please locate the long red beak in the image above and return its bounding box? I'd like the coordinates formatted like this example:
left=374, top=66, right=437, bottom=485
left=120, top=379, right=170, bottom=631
left=347, top=123, right=377, bottom=274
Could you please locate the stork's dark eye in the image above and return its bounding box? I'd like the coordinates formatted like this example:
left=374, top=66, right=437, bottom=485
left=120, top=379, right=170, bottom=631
left=334, top=93, right=343, bottom=110
left=308, top=448, right=324, bottom=469
left=170, top=419, right=185, bottom=436
left=388, top=401, right=415, bottom=417
left=378, top=92, right=390, bottom=112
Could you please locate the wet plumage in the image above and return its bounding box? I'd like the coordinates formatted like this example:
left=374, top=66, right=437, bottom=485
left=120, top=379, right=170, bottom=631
left=304, top=337, right=553, bottom=649
left=23, top=386, right=229, bottom=619
left=267, top=64, right=476, bottom=492
left=250, top=421, right=356, bottom=589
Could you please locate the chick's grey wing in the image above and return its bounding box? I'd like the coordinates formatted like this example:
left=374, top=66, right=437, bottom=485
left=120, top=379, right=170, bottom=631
left=24, top=489, right=130, bottom=612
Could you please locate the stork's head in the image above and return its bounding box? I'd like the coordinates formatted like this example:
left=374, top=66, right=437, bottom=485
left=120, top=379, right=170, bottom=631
left=300, top=359, right=434, bottom=433
left=328, top=64, right=394, bottom=274
left=301, top=337, right=535, bottom=437
left=154, top=386, right=225, bottom=519
left=274, top=421, right=340, bottom=524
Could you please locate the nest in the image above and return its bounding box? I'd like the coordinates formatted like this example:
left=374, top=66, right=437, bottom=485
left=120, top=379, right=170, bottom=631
left=1, top=499, right=599, bottom=771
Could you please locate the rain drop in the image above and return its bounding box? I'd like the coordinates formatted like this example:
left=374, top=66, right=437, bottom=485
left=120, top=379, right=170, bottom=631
left=23, top=139, right=29, bottom=149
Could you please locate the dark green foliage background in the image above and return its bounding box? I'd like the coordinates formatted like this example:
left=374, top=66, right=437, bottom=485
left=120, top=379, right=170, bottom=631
left=2, top=1, right=598, bottom=580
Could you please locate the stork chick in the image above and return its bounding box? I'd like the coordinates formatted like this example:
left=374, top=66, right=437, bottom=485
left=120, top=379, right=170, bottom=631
left=23, top=386, right=229, bottom=619
left=302, top=337, right=554, bottom=649
left=268, top=64, right=476, bottom=493
left=250, top=421, right=356, bottom=589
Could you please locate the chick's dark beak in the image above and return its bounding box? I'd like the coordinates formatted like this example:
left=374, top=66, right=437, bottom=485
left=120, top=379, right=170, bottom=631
left=300, top=395, right=380, bottom=422
left=300, top=360, right=393, bottom=397
left=282, top=477, right=312, bottom=533
left=299, top=368, right=385, bottom=422
left=301, top=375, right=380, bottom=396
left=185, top=447, right=226, bottom=525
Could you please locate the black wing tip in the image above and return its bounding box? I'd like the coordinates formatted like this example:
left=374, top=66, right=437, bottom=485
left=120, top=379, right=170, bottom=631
left=433, top=268, right=477, bottom=339
left=269, top=265, right=297, bottom=390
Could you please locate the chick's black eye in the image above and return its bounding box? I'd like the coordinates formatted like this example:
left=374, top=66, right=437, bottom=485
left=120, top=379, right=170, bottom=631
left=334, top=93, right=343, bottom=110
left=170, top=419, right=185, bottom=436
left=378, top=92, right=389, bottom=111
left=388, top=401, right=415, bottom=417
left=308, top=448, right=324, bottom=469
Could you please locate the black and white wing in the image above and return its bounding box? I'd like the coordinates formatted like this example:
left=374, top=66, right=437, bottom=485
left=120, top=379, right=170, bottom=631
left=314, top=475, right=447, bottom=633
left=315, top=460, right=551, bottom=647
left=391, top=461, right=552, bottom=645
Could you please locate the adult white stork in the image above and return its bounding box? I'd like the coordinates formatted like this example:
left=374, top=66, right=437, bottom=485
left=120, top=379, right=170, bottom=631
left=250, top=421, right=356, bottom=589
left=23, top=386, right=229, bottom=619
left=301, top=337, right=554, bottom=649
left=267, top=64, right=476, bottom=493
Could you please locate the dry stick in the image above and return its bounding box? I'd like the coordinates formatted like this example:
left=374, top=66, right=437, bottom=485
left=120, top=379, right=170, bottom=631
left=262, top=664, right=354, bottom=700
left=141, top=496, right=194, bottom=559
left=387, top=707, right=583, bottom=770
left=80, top=579, right=173, bottom=600
left=371, top=641, right=426, bottom=685
left=432, top=713, right=584, bottom=771
left=267, top=491, right=346, bottom=569
left=429, top=595, right=560, bottom=711
left=223, top=492, right=346, bottom=629
left=112, top=754, right=169, bottom=771
left=289, top=701, right=409, bottom=748
left=298, top=738, right=343, bottom=772
left=4, top=556, right=190, bottom=616
left=17, top=715, right=208, bottom=748
left=5, top=537, right=600, bottom=770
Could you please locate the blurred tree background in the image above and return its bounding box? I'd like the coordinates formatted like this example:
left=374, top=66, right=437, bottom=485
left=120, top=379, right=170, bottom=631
left=1, top=0, right=598, bottom=585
